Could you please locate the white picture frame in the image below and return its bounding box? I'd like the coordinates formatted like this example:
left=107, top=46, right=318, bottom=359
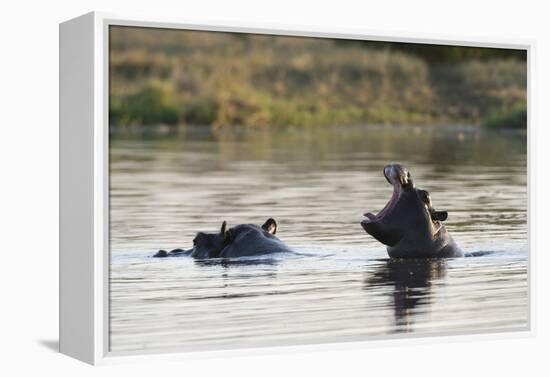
left=59, top=11, right=535, bottom=365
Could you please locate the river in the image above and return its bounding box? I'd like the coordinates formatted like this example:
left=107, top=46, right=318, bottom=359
left=109, top=124, right=528, bottom=354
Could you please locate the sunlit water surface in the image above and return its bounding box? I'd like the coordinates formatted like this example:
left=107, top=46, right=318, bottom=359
left=110, top=125, right=528, bottom=354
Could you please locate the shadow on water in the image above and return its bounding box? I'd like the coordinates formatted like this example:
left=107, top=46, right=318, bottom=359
left=365, top=259, right=448, bottom=333
left=194, top=257, right=279, bottom=268
left=465, top=250, right=495, bottom=257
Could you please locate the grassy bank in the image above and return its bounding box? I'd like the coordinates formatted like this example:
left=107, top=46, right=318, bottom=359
left=109, top=27, right=527, bottom=129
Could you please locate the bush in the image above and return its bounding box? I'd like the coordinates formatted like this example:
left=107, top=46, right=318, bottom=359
left=481, top=105, right=527, bottom=129
left=110, top=82, right=180, bottom=126
left=182, top=98, right=218, bottom=125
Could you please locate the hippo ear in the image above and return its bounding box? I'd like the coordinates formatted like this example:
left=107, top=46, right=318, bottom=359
left=432, top=211, right=448, bottom=222
left=220, top=221, right=232, bottom=243
left=261, top=218, right=277, bottom=234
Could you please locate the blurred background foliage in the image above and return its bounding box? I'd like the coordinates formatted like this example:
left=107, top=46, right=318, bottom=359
left=109, top=26, right=527, bottom=129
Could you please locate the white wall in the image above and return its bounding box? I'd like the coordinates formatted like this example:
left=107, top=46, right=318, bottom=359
left=1, top=0, right=548, bottom=375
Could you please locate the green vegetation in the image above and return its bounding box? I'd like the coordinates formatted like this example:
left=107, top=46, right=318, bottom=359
left=109, top=26, right=527, bottom=129
left=481, top=105, right=527, bottom=129
left=110, top=81, right=180, bottom=125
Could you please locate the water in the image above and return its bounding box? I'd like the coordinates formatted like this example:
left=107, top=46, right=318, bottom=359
left=109, top=125, right=528, bottom=355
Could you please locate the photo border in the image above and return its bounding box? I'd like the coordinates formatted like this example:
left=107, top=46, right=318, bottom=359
left=62, top=11, right=536, bottom=365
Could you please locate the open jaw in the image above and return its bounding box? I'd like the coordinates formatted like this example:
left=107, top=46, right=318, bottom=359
left=363, top=183, right=401, bottom=223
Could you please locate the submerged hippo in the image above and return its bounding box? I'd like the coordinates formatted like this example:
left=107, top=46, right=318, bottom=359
left=361, top=163, right=462, bottom=258
left=153, top=218, right=292, bottom=259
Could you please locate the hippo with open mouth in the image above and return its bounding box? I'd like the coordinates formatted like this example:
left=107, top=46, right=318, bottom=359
left=361, top=163, right=462, bottom=258
left=153, top=218, right=292, bottom=259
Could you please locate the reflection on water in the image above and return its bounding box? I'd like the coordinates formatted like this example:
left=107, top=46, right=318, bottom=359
left=365, top=259, right=448, bottom=332
left=109, top=125, right=528, bottom=354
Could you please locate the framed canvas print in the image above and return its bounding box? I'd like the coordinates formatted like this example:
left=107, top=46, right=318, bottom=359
left=59, top=12, right=533, bottom=365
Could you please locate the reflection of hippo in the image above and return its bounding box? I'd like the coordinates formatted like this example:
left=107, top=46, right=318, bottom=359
left=153, top=218, right=292, bottom=259
left=361, top=163, right=462, bottom=258
left=365, top=259, right=447, bottom=332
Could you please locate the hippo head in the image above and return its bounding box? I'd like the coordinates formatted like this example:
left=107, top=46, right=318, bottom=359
left=190, top=218, right=278, bottom=259
left=361, top=163, right=448, bottom=251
